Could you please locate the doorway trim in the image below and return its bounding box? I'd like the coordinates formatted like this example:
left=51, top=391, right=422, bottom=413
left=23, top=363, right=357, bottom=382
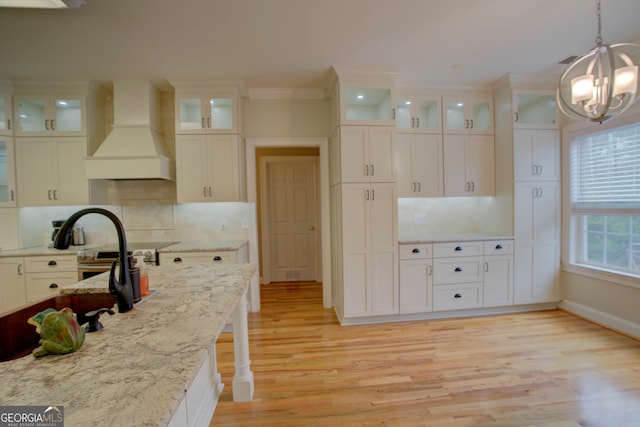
left=246, top=137, right=331, bottom=309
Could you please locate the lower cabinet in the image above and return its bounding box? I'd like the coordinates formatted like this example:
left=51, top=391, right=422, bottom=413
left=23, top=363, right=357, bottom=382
left=0, top=257, right=26, bottom=314
left=24, top=255, right=78, bottom=302
left=398, top=239, right=514, bottom=316
left=399, top=244, right=432, bottom=314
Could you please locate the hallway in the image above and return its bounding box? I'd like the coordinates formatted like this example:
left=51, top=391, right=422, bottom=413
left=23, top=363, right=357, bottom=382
left=212, top=282, right=640, bottom=426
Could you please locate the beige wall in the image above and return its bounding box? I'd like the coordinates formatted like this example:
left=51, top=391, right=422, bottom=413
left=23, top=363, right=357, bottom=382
left=243, top=98, right=330, bottom=138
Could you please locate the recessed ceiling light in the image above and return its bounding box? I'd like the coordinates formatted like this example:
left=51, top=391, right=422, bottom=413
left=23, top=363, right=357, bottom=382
left=405, top=101, right=411, bottom=105
left=356, top=94, right=364, bottom=100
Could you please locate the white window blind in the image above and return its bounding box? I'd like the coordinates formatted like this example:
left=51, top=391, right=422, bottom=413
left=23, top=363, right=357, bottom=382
left=570, top=122, right=640, bottom=212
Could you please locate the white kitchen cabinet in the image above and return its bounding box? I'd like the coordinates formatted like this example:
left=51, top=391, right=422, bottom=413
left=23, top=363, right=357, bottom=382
left=339, top=84, right=395, bottom=126
left=14, top=93, right=85, bottom=136
left=174, top=93, right=237, bottom=134
left=443, top=96, right=493, bottom=134
left=339, top=126, right=395, bottom=183
left=0, top=91, right=12, bottom=136
left=395, top=96, right=441, bottom=133
left=514, top=181, right=560, bottom=303
left=16, top=137, right=95, bottom=206
left=514, top=129, right=560, bottom=182
left=483, top=240, right=514, bottom=307
left=399, top=244, right=433, bottom=314
left=443, top=135, right=495, bottom=196
left=396, top=132, right=443, bottom=197
left=176, top=134, right=246, bottom=203
left=24, top=254, right=78, bottom=302
left=0, top=138, right=16, bottom=206
left=0, top=209, right=19, bottom=250
left=340, top=183, right=398, bottom=318
left=432, top=241, right=484, bottom=311
left=513, top=90, right=558, bottom=129
left=0, top=257, right=26, bottom=315
left=159, top=249, right=247, bottom=265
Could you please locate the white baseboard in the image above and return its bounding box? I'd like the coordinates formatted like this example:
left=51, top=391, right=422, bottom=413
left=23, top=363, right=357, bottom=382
left=559, top=300, right=640, bottom=339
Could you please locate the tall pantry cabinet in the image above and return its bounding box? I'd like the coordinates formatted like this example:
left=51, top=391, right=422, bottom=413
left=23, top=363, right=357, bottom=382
left=330, top=70, right=399, bottom=322
left=493, top=75, right=561, bottom=304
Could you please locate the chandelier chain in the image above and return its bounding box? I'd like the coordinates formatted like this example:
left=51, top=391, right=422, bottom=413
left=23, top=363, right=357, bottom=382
left=595, top=0, right=602, bottom=46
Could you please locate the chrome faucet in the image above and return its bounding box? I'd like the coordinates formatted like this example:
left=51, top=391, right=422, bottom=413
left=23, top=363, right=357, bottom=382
left=54, top=208, right=134, bottom=313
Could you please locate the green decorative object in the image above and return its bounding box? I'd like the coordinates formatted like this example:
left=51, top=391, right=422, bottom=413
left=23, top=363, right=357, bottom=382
left=28, top=307, right=86, bottom=358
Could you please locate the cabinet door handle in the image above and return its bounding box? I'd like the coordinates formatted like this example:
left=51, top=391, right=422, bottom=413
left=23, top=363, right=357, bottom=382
left=45, top=119, right=50, bottom=130
left=470, top=182, right=475, bottom=192
left=51, top=119, right=55, bottom=130
left=392, top=108, right=396, bottom=120
left=417, top=182, right=421, bottom=192
left=485, top=262, right=489, bottom=272
left=539, top=165, right=543, bottom=176
left=209, top=186, right=213, bottom=197
left=7, top=118, right=10, bottom=130
left=412, top=182, right=416, bottom=192
left=213, top=256, right=222, bottom=262
left=455, top=246, right=462, bottom=251
left=416, top=117, right=420, bottom=128
left=470, top=119, right=474, bottom=129
left=48, top=260, right=57, bottom=266
left=173, top=257, right=183, bottom=263
left=514, top=112, right=519, bottom=123
left=49, top=283, right=59, bottom=289
left=464, top=119, right=469, bottom=129
left=48, top=189, right=52, bottom=200
left=370, top=164, right=374, bottom=176
left=365, top=189, right=369, bottom=201
left=412, top=248, right=421, bottom=253
left=203, top=186, right=207, bottom=197
left=454, top=267, right=462, bottom=272
left=454, top=293, right=462, bottom=298
left=201, top=117, right=206, bottom=129
left=17, top=263, right=23, bottom=276
left=495, top=244, right=503, bottom=250
left=371, top=189, right=375, bottom=201
left=10, top=190, right=14, bottom=201
left=364, top=164, right=369, bottom=176
left=411, top=117, right=415, bottom=128
left=428, top=264, right=432, bottom=276
left=53, top=189, right=58, bottom=200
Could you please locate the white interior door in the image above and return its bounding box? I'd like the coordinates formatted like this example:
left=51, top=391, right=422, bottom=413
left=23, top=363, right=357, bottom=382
left=266, top=157, right=318, bottom=282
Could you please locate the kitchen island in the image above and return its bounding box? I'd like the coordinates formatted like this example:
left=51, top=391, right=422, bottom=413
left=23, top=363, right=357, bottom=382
left=0, top=262, right=257, bottom=426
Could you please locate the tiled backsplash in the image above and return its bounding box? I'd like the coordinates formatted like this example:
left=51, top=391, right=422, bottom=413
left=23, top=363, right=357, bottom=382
left=18, top=181, right=250, bottom=248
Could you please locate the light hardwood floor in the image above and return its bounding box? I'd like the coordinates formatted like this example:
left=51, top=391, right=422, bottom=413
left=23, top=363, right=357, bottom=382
left=212, top=282, right=640, bottom=426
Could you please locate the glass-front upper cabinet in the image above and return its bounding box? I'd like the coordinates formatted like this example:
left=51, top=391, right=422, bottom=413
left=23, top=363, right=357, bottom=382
left=395, top=96, right=441, bottom=133
left=513, top=91, right=558, bottom=129
left=175, top=95, right=236, bottom=134
left=443, top=96, right=493, bottom=134
left=0, top=138, right=16, bottom=206
left=0, top=93, right=12, bottom=136
left=340, top=85, right=395, bottom=126
left=14, top=95, right=85, bottom=136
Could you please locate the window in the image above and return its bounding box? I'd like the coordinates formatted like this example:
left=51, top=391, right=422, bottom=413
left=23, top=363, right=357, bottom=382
left=569, top=121, right=640, bottom=277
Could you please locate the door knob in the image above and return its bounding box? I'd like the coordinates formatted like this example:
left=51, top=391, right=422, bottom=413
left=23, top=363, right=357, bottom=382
left=309, top=225, right=315, bottom=231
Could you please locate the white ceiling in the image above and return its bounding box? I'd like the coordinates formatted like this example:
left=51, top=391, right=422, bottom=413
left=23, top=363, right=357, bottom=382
left=1, top=0, right=640, bottom=92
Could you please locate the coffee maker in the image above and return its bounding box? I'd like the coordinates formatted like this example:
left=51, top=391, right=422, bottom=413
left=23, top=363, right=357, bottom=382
left=51, top=219, right=85, bottom=246
left=51, top=220, right=65, bottom=242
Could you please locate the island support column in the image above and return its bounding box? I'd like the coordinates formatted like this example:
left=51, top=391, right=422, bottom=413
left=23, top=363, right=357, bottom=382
left=232, top=290, right=254, bottom=401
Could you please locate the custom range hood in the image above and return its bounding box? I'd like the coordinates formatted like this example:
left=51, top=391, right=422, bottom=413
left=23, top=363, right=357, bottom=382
left=86, top=81, right=175, bottom=181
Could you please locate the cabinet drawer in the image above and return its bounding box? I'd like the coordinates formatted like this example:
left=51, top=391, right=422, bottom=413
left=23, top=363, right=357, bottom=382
left=433, top=256, right=483, bottom=284
left=484, top=240, right=514, bottom=255
left=159, top=251, right=235, bottom=265
left=433, top=242, right=483, bottom=258
left=399, top=244, right=432, bottom=260
left=433, top=284, right=482, bottom=311
left=25, top=255, right=77, bottom=273
left=25, top=271, right=78, bottom=302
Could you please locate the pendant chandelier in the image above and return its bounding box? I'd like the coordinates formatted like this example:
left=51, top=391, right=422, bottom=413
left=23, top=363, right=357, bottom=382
left=557, top=0, right=639, bottom=124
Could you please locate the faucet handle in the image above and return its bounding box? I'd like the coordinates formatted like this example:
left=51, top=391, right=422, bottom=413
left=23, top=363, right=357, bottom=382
left=82, top=308, right=115, bottom=332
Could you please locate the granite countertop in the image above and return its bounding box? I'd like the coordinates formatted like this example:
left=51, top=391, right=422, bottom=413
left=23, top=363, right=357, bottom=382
left=398, top=232, right=514, bottom=244
left=0, top=262, right=257, bottom=426
left=159, top=240, right=248, bottom=253
left=0, top=245, right=89, bottom=257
